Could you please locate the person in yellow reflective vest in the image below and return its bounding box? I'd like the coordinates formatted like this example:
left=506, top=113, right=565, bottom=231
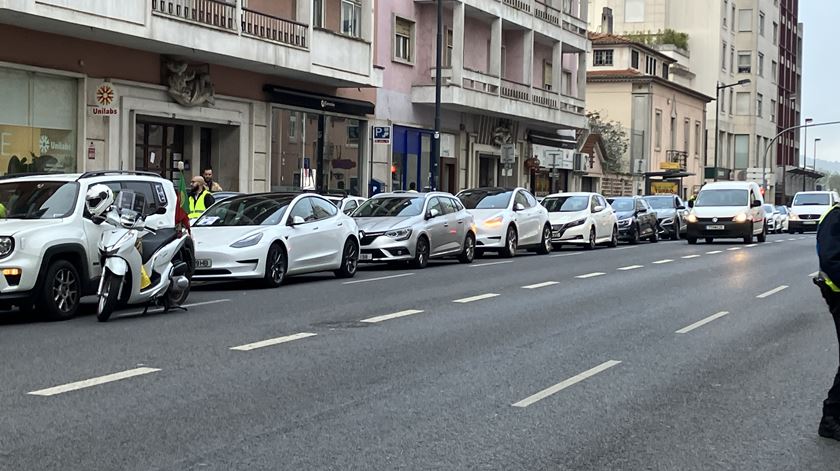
left=815, top=201, right=840, bottom=439
left=188, top=176, right=215, bottom=219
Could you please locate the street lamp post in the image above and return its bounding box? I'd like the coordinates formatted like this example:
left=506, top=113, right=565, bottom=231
left=814, top=137, right=822, bottom=182
left=429, top=0, right=442, bottom=192
left=762, top=121, right=840, bottom=199
left=802, top=117, right=813, bottom=192
left=713, top=79, right=751, bottom=182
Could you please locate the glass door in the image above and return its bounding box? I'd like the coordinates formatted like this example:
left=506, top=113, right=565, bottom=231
left=135, top=121, right=184, bottom=180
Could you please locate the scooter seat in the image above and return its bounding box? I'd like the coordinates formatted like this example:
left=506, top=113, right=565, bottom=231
left=141, top=228, right=178, bottom=264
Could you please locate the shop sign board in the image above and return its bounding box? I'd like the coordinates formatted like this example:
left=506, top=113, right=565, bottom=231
left=373, top=126, right=391, bottom=144
left=91, top=82, right=119, bottom=116
left=650, top=181, right=679, bottom=194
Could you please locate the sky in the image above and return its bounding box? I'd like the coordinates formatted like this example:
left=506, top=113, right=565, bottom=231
left=799, top=0, right=840, bottom=164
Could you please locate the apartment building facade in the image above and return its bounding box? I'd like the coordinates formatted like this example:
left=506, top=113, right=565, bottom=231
left=0, top=0, right=380, bottom=194
left=367, top=0, right=590, bottom=196
left=588, top=0, right=797, bottom=203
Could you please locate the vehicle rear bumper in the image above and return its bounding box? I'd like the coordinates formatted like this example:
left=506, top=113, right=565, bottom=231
left=687, top=221, right=752, bottom=239
left=789, top=220, right=818, bottom=232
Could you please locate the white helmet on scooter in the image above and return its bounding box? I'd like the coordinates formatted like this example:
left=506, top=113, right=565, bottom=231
left=85, top=184, right=114, bottom=218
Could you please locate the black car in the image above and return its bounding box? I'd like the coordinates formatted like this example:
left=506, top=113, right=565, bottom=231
left=608, top=196, right=659, bottom=244
left=643, top=194, right=687, bottom=240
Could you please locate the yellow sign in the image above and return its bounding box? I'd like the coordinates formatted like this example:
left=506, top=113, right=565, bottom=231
left=650, top=181, right=678, bottom=194
left=0, top=124, right=76, bottom=175
left=659, top=161, right=681, bottom=170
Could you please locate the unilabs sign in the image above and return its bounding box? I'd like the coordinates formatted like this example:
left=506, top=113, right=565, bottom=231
left=90, top=82, right=119, bottom=117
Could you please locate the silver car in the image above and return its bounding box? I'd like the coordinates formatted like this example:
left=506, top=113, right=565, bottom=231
left=353, top=192, right=476, bottom=268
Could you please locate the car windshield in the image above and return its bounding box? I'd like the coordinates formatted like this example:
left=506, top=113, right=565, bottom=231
left=542, top=196, right=589, bottom=212
left=610, top=198, right=635, bottom=212
left=195, top=195, right=293, bottom=226
left=776, top=206, right=788, bottom=214
left=793, top=193, right=831, bottom=206
left=354, top=197, right=424, bottom=217
left=694, top=189, right=748, bottom=207
left=0, top=181, right=78, bottom=219
left=458, top=190, right=513, bottom=209
left=644, top=197, right=674, bottom=209
left=762, top=204, right=776, bottom=214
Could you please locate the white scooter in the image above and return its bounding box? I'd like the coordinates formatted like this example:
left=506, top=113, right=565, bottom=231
left=94, top=191, right=191, bottom=322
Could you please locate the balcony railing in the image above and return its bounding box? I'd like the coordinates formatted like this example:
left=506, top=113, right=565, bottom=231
left=501, top=79, right=530, bottom=102
left=502, top=0, right=532, bottom=14
left=153, top=0, right=236, bottom=31
left=534, top=1, right=561, bottom=26
left=532, top=87, right=559, bottom=109
left=242, top=8, right=307, bottom=48
left=462, top=68, right=500, bottom=95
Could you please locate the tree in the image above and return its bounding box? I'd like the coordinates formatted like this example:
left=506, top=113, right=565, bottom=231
left=587, top=111, right=628, bottom=173
left=818, top=171, right=840, bottom=193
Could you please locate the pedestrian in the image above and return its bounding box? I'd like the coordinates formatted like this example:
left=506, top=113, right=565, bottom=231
left=815, top=200, right=840, bottom=439
left=188, top=175, right=215, bottom=219
left=203, top=168, right=223, bottom=192
left=408, top=182, right=418, bottom=193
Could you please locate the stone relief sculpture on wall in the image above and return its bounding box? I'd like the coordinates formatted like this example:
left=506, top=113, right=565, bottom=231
left=166, top=61, right=215, bottom=107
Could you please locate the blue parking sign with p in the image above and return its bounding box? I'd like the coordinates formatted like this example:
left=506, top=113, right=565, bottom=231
left=373, top=126, right=391, bottom=144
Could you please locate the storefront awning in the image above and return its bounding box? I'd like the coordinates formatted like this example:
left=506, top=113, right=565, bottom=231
left=263, top=85, right=375, bottom=116
left=527, top=130, right=577, bottom=149
left=644, top=171, right=694, bottom=178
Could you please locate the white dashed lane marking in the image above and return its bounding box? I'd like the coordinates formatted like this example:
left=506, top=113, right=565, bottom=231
left=617, top=265, right=643, bottom=271
left=230, top=332, right=317, bottom=351
left=682, top=255, right=701, bottom=259
left=675, top=311, right=730, bottom=334
left=550, top=252, right=583, bottom=258
left=469, top=261, right=514, bottom=268
left=28, top=367, right=161, bottom=397
left=361, top=309, right=425, bottom=324
left=652, top=259, right=673, bottom=264
left=575, top=272, right=605, bottom=279
left=756, top=285, right=789, bottom=299
left=343, top=273, right=415, bottom=285
left=512, top=360, right=622, bottom=408
left=522, top=281, right=560, bottom=289
left=727, top=247, right=741, bottom=251
left=706, top=250, right=722, bottom=254
left=746, top=243, right=757, bottom=247
left=453, top=293, right=500, bottom=303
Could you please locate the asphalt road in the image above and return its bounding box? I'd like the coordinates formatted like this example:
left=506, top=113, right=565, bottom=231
left=2, top=232, right=839, bottom=470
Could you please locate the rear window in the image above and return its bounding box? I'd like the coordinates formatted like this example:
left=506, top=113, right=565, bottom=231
left=793, top=193, right=831, bottom=206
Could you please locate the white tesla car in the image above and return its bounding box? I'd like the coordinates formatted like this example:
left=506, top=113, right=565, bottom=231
left=456, top=187, right=552, bottom=257
left=191, top=193, right=360, bottom=287
left=541, top=192, right=618, bottom=249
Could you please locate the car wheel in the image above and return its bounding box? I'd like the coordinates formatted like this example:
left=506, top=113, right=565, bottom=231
left=38, top=260, right=80, bottom=321
left=705, top=237, right=714, bottom=244
left=687, top=237, right=697, bottom=245
left=649, top=226, right=659, bottom=243
left=630, top=224, right=640, bottom=245
left=334, top=239, right=359, bottom=278
left=458, top=233, right=476, bottom=263
left=608, top=226, right=618, bottom=248
left=757, top=225, right=767, bottom=243
left=536, top=225, right=552, bottom=255
left=501, top=226, right=518, bottom=258
left=585, top=227, right=596, bottom=250
left=411, top=236, right=430, bottom=269
left=262, top=243, right=287, bottom=288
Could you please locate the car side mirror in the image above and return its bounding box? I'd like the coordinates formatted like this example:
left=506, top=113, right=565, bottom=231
left=676, top=205, right=686, bottom=210
left=687, top=200, right=695, bottom=208
left=154, top=206, right=167, bottom=215
left=593, top=205, right=605, bottom=213
left=425, top=208, right=440, bottom=220
left=751, top=200, right=762, bottom=208
left=514, top=203, right=526, bottom=211
left=288, top=215, right=306, bottom=226
left=637, top=207, right=647, bottom=214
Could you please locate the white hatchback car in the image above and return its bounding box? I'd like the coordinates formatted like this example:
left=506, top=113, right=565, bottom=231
left=541, top=192, right=618, bottom=249
left=192, top=193, right=360, bottom=287
left=324, top=194, right=367, bottom=216
left=456, top=187, right=552, bottom=257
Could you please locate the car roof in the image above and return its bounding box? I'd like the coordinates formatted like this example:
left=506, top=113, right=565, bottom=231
left=795, top=191, right=833, bottom=195
left=544, top=192, right=597, bottom=198
left=701, top=181, right=755, bottom=190
left=458, top=187, right=520, bottom=193
left=373, top=191, right=453, bottom=198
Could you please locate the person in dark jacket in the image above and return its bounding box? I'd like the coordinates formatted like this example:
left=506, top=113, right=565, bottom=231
left=815, top=202, right=840, bottom=439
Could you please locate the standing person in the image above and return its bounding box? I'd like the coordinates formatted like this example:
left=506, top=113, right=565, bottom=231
left=815, top=201, right=840, bottom=439
left=203, top=168, right=223, bottom=192
left=188, top=176, right=215, bottom=219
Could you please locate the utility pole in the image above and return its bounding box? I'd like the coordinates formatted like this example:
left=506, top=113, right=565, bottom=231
left=802, top=117, right=813, bottom=192
left=714, top=79, right=750, bottom=182
left=430, top=0, right=442, bottom=192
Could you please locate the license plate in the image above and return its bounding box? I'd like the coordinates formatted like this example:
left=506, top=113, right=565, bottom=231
left=196, top=259, right=213, bottom=268
left=804, top=221, right=816, bottom=225
left=360, top=253, right=373, bottom=261
left=706, top=225, right=725, bottom=230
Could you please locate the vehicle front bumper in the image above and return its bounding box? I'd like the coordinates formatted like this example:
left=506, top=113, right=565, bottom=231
left=658, top=218, right=678, bottom=234
left=616, top=220, right=637, bottom=240
left=192, top=246, right=265, bottom=280
left=474, top=226, right=506, bottom=249
left=789, top=219, right=818, bottom=232
left=686, top=221, right=753, bottom=239
left=359, top=233, right=415, bottom=262
left=550, top=223, right=587, bottom=244
left=0, top=253, right=46, bottom=305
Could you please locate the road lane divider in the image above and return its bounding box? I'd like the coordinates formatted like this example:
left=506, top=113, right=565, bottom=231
left=726, top=247, right=741, bottom=251
left=550, top=252, right=583, bottom=258
left=612, top=246, right=640, bottom=251
left=682, top=255, right=701, bottom=259
left=756, top=285, right=789, bottom=299
left=28, top=367, right=161, bottom=397
left=746, top=243, right=757, bottom=247
left=575, top=272, right=605, bottom=279
left=675, top=311, right=730, bottom=334
left=652, top=259, right=673, bottom=264
left=512, top=360, right=622, bottom=408
left=706, top=250, right=723, bottom=254
left=522, top=281, right=560, bottom=289
left=617, top=265, right=643, bottom=271
left=361, top=309, right=425, bottom=324
left=470, top=260, right=514, bottom=268
left=453, top=293, right=500, bottom=303
left=230, top=332, right=317, bottom=351
left=775, top=240, right=784, bottom=243
left=343, top=273, right=414, bottom=285
left=788, top=238, right=797, bottom=241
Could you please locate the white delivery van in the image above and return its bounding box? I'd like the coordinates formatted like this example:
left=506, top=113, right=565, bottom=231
left=685, top=181, right=766, bottom=244
left=789, top=191, right=840, bottom=233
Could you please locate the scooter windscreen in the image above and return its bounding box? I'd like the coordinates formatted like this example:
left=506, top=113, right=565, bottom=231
left=115, top=190, right=146, bottom=215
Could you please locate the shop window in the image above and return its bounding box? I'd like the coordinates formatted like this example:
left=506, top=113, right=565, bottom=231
left=0, top=68, right=77, bottom=176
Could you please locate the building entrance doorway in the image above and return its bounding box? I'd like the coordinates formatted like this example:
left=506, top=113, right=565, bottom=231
left=135, top=121, right=184, bottom=180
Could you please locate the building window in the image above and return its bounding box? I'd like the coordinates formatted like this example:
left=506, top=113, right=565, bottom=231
left=722, top=42, right=727, bottom=71
left=738, top=9, right=752, bottom=31
left=770, top=99, right=776, bottom=122
left=393, top=17, right=414, bottom=63
left=722, top=0, right=728, bottom=27
left=734, top=134, right=749, bottom=169
left=729, top=89, right=734, bottom=116
left=756, top=93, right=763, bottom=117
left=771, top=60, right=777, bottom=82
left=563, top=70, right=573, bottom=95
left=683, top=118, right=690, bottom=153
left=731, top=3, right=735, bottom=30
left=730, top=47, right=734, bottom=76
left=662, top=63, right=669, bottom=79
left=759, top=11, right=765, bottom=36
left=737, top=51, right=751, bottom=73
left=646, top=56, right=657, bottom=75
left=773, top=22, right=778, bottom=44
left=347, top=119, right=360, bottom=145
left=654, top=109, right=662, bottom=150
left=443, top=29, right=454, bottom=67
left=720, top=89, right=726, bottom=114
left=631, top=50, right=639, bottom=69
left=313, top=0, right=324, bottom=28
left=594, top=49, right=614, bottom=66
left=736, top=91, right=750, bottom=115
left=624, top=0, right=644, bottom=22
left=695, top=121, right=701, bottom=155
left=757, top=52, right=764, bottom=77
left=341, top=0, right=362, bottom=38
left=670, top=116, right=677, bottom=151
left=288, top=113, right=297, bottom=141
left=543, top=61, right=552, bottom=90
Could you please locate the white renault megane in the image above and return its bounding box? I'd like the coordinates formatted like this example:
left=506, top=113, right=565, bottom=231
left=191, top=193, right=360, bottom=287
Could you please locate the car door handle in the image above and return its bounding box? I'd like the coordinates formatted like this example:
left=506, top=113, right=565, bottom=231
left=312, top=227, right=319, bottom=231
left=457, top=220, right=464, bottom=224
left=337, top=222, right=344, bottom=227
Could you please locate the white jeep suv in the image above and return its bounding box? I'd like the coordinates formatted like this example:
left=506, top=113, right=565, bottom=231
left=0, top=171, right=186, bottom=320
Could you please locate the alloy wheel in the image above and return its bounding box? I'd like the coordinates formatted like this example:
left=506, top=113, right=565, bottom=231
left=345, top=242, right=358, bottom=274
left=52, top=268, right=79, bottom=314
left=270, top=248, right=285, bottom=283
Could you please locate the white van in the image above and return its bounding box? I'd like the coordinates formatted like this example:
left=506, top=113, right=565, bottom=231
left=789, top=191, right=840, bottom=233
left=685, top=181, right=766, bottom=244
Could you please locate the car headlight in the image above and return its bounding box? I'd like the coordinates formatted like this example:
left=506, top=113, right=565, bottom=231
left=0, top=236, right=14, bottom=259
left=686, top=214, right=698, bottom=223
left=385, top=228, right=412, bottom=241
left=661, top=218, right=674, bottom=225
left=732, top=213, right=751, bottom=223
left=566, top=218, right=587, bottom=228
left=230, top=232, right=263, bottom=248
left=618, top=218, right=633, bottom=226
left=483, top=215, right=504, bottom=227
left=789, top=213, right=800, bottom=220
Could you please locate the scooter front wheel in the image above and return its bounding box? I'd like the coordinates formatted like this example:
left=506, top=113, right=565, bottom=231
left=97, top=272, right=121, bottom=322
left=163, top=283, right=190, bottom=312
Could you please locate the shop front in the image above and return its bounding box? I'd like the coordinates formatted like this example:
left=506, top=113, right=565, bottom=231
left=266, top=85, right=372, bottom=196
